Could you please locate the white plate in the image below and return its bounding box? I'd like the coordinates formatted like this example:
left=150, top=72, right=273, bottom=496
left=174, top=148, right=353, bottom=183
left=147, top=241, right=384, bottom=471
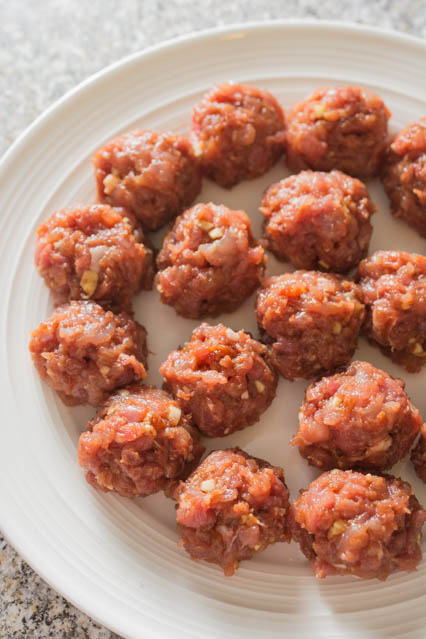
left=1, top=21, right=425, bottom=639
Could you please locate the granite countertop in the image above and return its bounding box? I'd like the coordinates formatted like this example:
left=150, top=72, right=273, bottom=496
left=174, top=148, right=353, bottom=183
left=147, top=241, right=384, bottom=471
left=1, top=1, right=425, bottom=637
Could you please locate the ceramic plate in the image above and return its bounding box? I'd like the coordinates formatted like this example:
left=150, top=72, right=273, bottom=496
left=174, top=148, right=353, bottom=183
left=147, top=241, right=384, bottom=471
left=0, top=21, right=425, bottom=639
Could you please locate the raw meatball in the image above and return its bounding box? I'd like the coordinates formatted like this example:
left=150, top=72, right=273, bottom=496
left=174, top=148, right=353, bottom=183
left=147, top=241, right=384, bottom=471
left=288, top=470, right=425, bottom=579
left=78, top=385, right=204, bottom=497
left=156, top=203, right=265, bottom=319
left=93, top=130, right=202, bottom=231
left=286, top=86, right=390, bottom=178
left=160, top=323, right=277, bottom=437
left=382, top=117, right=426, bottom=237
left=191, top=83, right=286, bottom=188
left=256, top=271, right=365, bottom=380
left=411, top=425, right=426, bottom=483
left=29, top=300, right=147, bottom=406
left=357, top=250, right=426, bottom=372
left=292, top=361, right=422, bottom=471
left=261, top=170, right=376, bottom=273
left=35, top=204, right=154, bottom=313
left=175, top=448, right=290, bottom=575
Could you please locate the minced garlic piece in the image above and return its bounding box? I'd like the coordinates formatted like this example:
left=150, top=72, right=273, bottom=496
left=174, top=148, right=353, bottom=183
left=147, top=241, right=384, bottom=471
left=201, top=479, right=216, bottom=492
left=100, top=366, right=110, bottom=377
left=193, top=141, right=203, bottom=157
left=241, top=513, right=258, bottom=526
left=255, top=380, right=265, bottom=393
left=241, top=391, right=249, bottom=400
left=197, top=219, right=214, bottom=231
left=318, top=259, right=329, bottom=269
left=412, top=342, right=426, bottom=356
left=327, top=519, right=348, bottom=539
left=208, top=227, right=224, bottom=240
left=103, top=173, right=120, bottom=195
left=313, top=104, right=326, bottom=118
left=168, top=404, right=182, bottom=425
left=80, top=270, right=98, bottom=296
left=333, top=322, right=342, bottom=335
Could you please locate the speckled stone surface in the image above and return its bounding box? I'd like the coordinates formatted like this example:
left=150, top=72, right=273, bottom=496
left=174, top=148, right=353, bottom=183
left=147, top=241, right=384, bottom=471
left=1, top=1, right=425, bottom=637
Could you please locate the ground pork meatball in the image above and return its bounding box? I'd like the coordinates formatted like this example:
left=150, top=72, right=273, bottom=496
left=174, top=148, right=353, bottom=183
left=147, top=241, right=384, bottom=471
left=93, top=130, right=202, bottom=231
left=286, top=86, right=390, bottom=178
left=175, top=448, right=290, bottom=575
left=160, top=323, right=277, bottom=437
left=288, top=469, right=425, bottom=580
left=191, top=83, right=286, bottom=188
left=78, top=385, right=204, bottom=497
left=261, top=170, right=376, bottom=273
left=411, top=425, right=426, bottom=483
left=256, top=271, right=365, bottom=380
left=357, top=250, right=426, bottom=372
left=156, top=203, right=265, bottom=319
left=382, top=118, right=426, bottom=237
left=292, top=361, right=423, bottom=471
left=35, top=204, right=154, bottom=313
left=29, top=301, right=147, bottom=406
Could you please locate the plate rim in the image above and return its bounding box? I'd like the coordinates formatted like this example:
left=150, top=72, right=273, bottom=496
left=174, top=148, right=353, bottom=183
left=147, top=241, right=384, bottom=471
left=1, top=19, right=426, bottom=639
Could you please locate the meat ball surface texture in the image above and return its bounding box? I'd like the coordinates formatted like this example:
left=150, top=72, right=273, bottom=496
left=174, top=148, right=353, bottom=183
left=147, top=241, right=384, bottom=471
left=160, top=323, right=278, bottom=437
left=288, top=470, right=425, bottom=580
left=382, top=117, right=426, bottom=237
left=261, top=170, right=376, bottom=273
left=411, top=425, right=426, bottom=483
left=93, top=130, right=202, bottom=231
left=191, top=83, right=286, bottom=188
left=78, top=385, right=204, bottom=497
left=357, top=250, right=426, bottom=372
left=35, top=204, right=154, bottom=313
left=286, top=86, right=390, bottom=178
left=256, top=271, right=365, bottom=380
left=292, top=361, right=423, bottom=471
left=29, top=301, right=147, bottom=406
left=156, top=203, right=265, bottom=319
left=175, top=448, right=290, bottom=575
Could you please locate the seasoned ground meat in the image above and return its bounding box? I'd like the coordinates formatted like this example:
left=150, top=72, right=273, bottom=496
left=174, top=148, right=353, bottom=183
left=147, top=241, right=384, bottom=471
left=29, top=301, right=147, bottom=406
left=156, top=203, right=265, bottom=319
left=175, top=448, right=290, bottom=575
left=292, top=361, right=422, bottom=471
left=35, top=204, right=154, bottom=313
left=78, top=385, right=204, bottom=497
left=411, top=425, right=426, bottom=483
left=191, top=83, right=286, bottom=188
left=357, top=250, right=426, bottom=372
left=288, top=470, right=425, bottom=580
left=261, top=170, right=375, bottom=273
left=382, top=118, right=426, bottom=237
left=93, top=130, right=202, bottom=231
left=286, top=86, right=390, bottom=178
left=160, top=323, right=277, bottom=437
left=256, top=271, right=365, bottom=380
